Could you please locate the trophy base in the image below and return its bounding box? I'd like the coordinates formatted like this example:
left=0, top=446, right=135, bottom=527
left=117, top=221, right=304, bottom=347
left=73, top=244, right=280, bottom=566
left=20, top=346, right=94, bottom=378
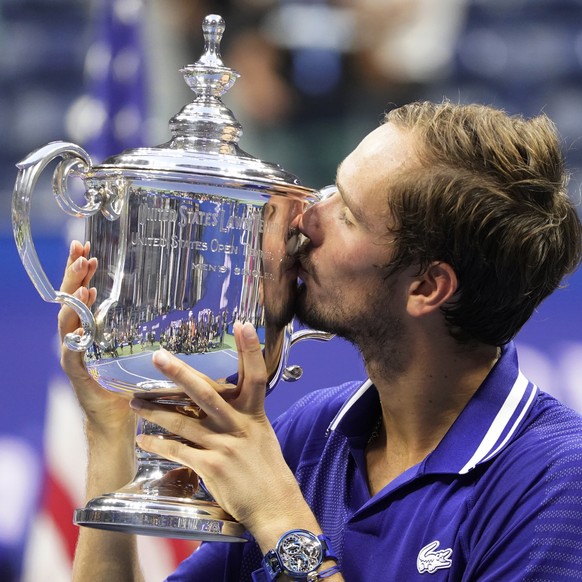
left=74, top=493, right=247, bottom=541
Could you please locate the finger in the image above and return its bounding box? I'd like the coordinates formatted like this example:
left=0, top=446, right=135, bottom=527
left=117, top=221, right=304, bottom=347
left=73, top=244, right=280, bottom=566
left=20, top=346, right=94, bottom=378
left=235, top=322, right=268, bottom=412
left=135, top=432, right=205, bottom=477
left=61, top=252, right=94, bottom=295
left=58, top=285, right=98, bottom=343
left=80, top=240, right=98, bottom=288
left=151, top=350, right=231, bottom=420
left=59, top=286, right=89, bottom=325
left=214, top=382, right=239, bottom=400
left=130, top=398, right=208, bottom=444
left=149, top=347, right=237, bottom=397
left=60, top=325, right=87, bottom=377
left=82, top=257, right=98, bottom=288
left=58, top=287, right=89, bottom=339
left=133, top=407, right=245, bottom=498
left=59, top=242, right=98, bottom=332
left=233, top=321, right=245, bottom=384
left=64, top=240, right=84, bottom=272
left=63, top=240, right=93, bottom=282
left=88, top=286, right=97, bottom=307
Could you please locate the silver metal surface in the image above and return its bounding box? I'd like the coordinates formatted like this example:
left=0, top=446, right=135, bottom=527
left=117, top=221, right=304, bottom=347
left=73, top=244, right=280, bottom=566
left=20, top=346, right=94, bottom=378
left=12, top=13, right=330, bottom=541
left=74, top=498, right=246, bottom=541
left=12, top=142, right=101, bottom=351
left=74, top=420, right=246, bottom=540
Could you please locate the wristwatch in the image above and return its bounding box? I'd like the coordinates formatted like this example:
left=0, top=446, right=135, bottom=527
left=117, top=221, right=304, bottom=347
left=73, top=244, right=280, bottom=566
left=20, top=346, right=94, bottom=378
left=262, top=529, right=337, bottom=581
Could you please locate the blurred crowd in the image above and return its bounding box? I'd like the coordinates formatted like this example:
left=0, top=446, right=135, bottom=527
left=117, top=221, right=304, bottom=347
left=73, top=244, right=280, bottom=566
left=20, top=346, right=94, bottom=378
left=3, top=0, right=582, bottom=233
left=146, top=0, right=468, bottom=186
left=0, top=0, right=468, bottom=225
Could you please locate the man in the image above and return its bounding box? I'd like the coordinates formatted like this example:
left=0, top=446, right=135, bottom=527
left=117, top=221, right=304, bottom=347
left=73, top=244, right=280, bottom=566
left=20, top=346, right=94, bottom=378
left=60, top=101, right=582, bottom=581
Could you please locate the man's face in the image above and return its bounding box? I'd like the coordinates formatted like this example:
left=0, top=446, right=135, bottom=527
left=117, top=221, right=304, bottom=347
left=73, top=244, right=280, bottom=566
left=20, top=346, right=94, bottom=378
left=294, top=122, right=419, bottom=348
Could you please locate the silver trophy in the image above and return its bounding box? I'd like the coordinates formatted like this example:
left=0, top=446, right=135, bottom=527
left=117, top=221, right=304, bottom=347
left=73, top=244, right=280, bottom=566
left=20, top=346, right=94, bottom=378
left=12, top=14, right=329, bottom=541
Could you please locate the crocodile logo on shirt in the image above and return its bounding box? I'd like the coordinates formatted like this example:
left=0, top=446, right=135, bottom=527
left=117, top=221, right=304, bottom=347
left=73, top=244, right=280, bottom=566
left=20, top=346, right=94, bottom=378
left=417, top=540, right=453, bottom=574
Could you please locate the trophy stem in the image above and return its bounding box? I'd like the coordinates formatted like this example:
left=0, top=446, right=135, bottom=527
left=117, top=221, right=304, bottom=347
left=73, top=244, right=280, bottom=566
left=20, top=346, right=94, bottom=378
left=73, top=418, right=247, bottom=541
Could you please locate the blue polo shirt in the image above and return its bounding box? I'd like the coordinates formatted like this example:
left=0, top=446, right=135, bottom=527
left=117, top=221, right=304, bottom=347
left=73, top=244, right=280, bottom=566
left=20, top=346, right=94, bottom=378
left=167, top=342, right=582, bottom=581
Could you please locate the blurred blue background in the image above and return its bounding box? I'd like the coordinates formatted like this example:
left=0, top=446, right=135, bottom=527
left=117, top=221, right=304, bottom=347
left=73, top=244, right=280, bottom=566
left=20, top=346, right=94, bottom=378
left=1, top=0, right=582, bottom=580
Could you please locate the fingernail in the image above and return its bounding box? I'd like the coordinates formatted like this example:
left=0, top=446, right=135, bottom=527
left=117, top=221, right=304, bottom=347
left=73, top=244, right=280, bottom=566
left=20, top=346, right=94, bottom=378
left=73, top=287, right=86, bottom=300
left=70, top=240, right=76, bottom=255
left=129, top=398, right=142, bottom=411
left=152, top=349, right=171, bottom=367
left=72, top=257, right=85, bottom=273
left=242, top=322, right=255, bottom=339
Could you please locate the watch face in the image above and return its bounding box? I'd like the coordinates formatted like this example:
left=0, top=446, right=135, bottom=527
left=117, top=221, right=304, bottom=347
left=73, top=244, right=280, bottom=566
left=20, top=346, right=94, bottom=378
left=278, top=530, right=323, bottom=575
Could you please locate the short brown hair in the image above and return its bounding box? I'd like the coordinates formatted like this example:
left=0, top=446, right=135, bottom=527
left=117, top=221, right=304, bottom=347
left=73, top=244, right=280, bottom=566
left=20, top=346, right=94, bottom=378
left=384, top=101, right=582, bottom=346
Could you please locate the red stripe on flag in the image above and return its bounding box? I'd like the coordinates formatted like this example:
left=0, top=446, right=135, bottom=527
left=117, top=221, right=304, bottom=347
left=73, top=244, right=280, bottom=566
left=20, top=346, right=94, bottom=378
left=168, top=538, right=200, bottom=565
left=42, top=469, right=79, bottom=561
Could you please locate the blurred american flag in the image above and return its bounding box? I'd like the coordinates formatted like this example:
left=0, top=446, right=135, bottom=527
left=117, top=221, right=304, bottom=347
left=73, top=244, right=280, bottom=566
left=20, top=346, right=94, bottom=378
left=21, top=1, right=197, bottom=579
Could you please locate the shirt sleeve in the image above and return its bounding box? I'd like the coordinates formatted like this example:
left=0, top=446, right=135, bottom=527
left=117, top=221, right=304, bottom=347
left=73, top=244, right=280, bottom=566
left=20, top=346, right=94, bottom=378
left=459, top=401, right=582, bottom=581
left=166, top=534, right=267, bottom=582
left=165, top=541, right=240, bottom=581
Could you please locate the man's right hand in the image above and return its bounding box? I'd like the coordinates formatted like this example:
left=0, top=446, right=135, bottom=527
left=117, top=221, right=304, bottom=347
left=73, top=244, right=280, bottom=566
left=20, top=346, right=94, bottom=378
left=58, top=240, right=133, bottom=434
left=59, top=240, right=143, bottom=582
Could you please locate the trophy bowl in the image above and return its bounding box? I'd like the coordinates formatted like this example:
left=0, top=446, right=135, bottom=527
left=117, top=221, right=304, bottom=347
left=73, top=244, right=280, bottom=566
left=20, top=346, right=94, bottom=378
left=12, top=14, right=329, bottom=541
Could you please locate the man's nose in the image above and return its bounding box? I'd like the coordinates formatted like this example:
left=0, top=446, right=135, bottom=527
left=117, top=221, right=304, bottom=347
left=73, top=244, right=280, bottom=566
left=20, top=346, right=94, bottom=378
left=295, top=198, right=325, bottom=247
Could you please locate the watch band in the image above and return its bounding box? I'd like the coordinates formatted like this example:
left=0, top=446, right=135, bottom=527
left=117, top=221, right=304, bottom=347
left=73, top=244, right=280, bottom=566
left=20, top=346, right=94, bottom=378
left=262, top=529, right=338, bottom=581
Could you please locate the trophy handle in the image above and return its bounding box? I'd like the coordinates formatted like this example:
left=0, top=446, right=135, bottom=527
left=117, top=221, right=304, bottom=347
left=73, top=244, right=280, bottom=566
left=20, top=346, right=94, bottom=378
left=281, top=328, right=335, bottom=383
left=12, top=141, right=102, bottom=351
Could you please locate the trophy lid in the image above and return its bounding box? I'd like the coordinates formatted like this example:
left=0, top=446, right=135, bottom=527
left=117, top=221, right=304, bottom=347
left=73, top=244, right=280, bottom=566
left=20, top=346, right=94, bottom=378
left=91, top=14, right=309, bottom=196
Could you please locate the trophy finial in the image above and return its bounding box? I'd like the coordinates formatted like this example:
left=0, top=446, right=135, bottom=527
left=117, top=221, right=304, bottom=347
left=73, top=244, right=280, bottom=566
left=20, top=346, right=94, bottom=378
left=171, top=13, right=242, bottom=149
left=180, top=13, right=238, bottom=99
left=199, top=14, right=226, bottom=68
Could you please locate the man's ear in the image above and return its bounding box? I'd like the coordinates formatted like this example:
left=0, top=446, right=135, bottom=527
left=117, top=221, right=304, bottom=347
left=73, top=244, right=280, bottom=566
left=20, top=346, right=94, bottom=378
left=406, top=262, right=458, bottom=317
